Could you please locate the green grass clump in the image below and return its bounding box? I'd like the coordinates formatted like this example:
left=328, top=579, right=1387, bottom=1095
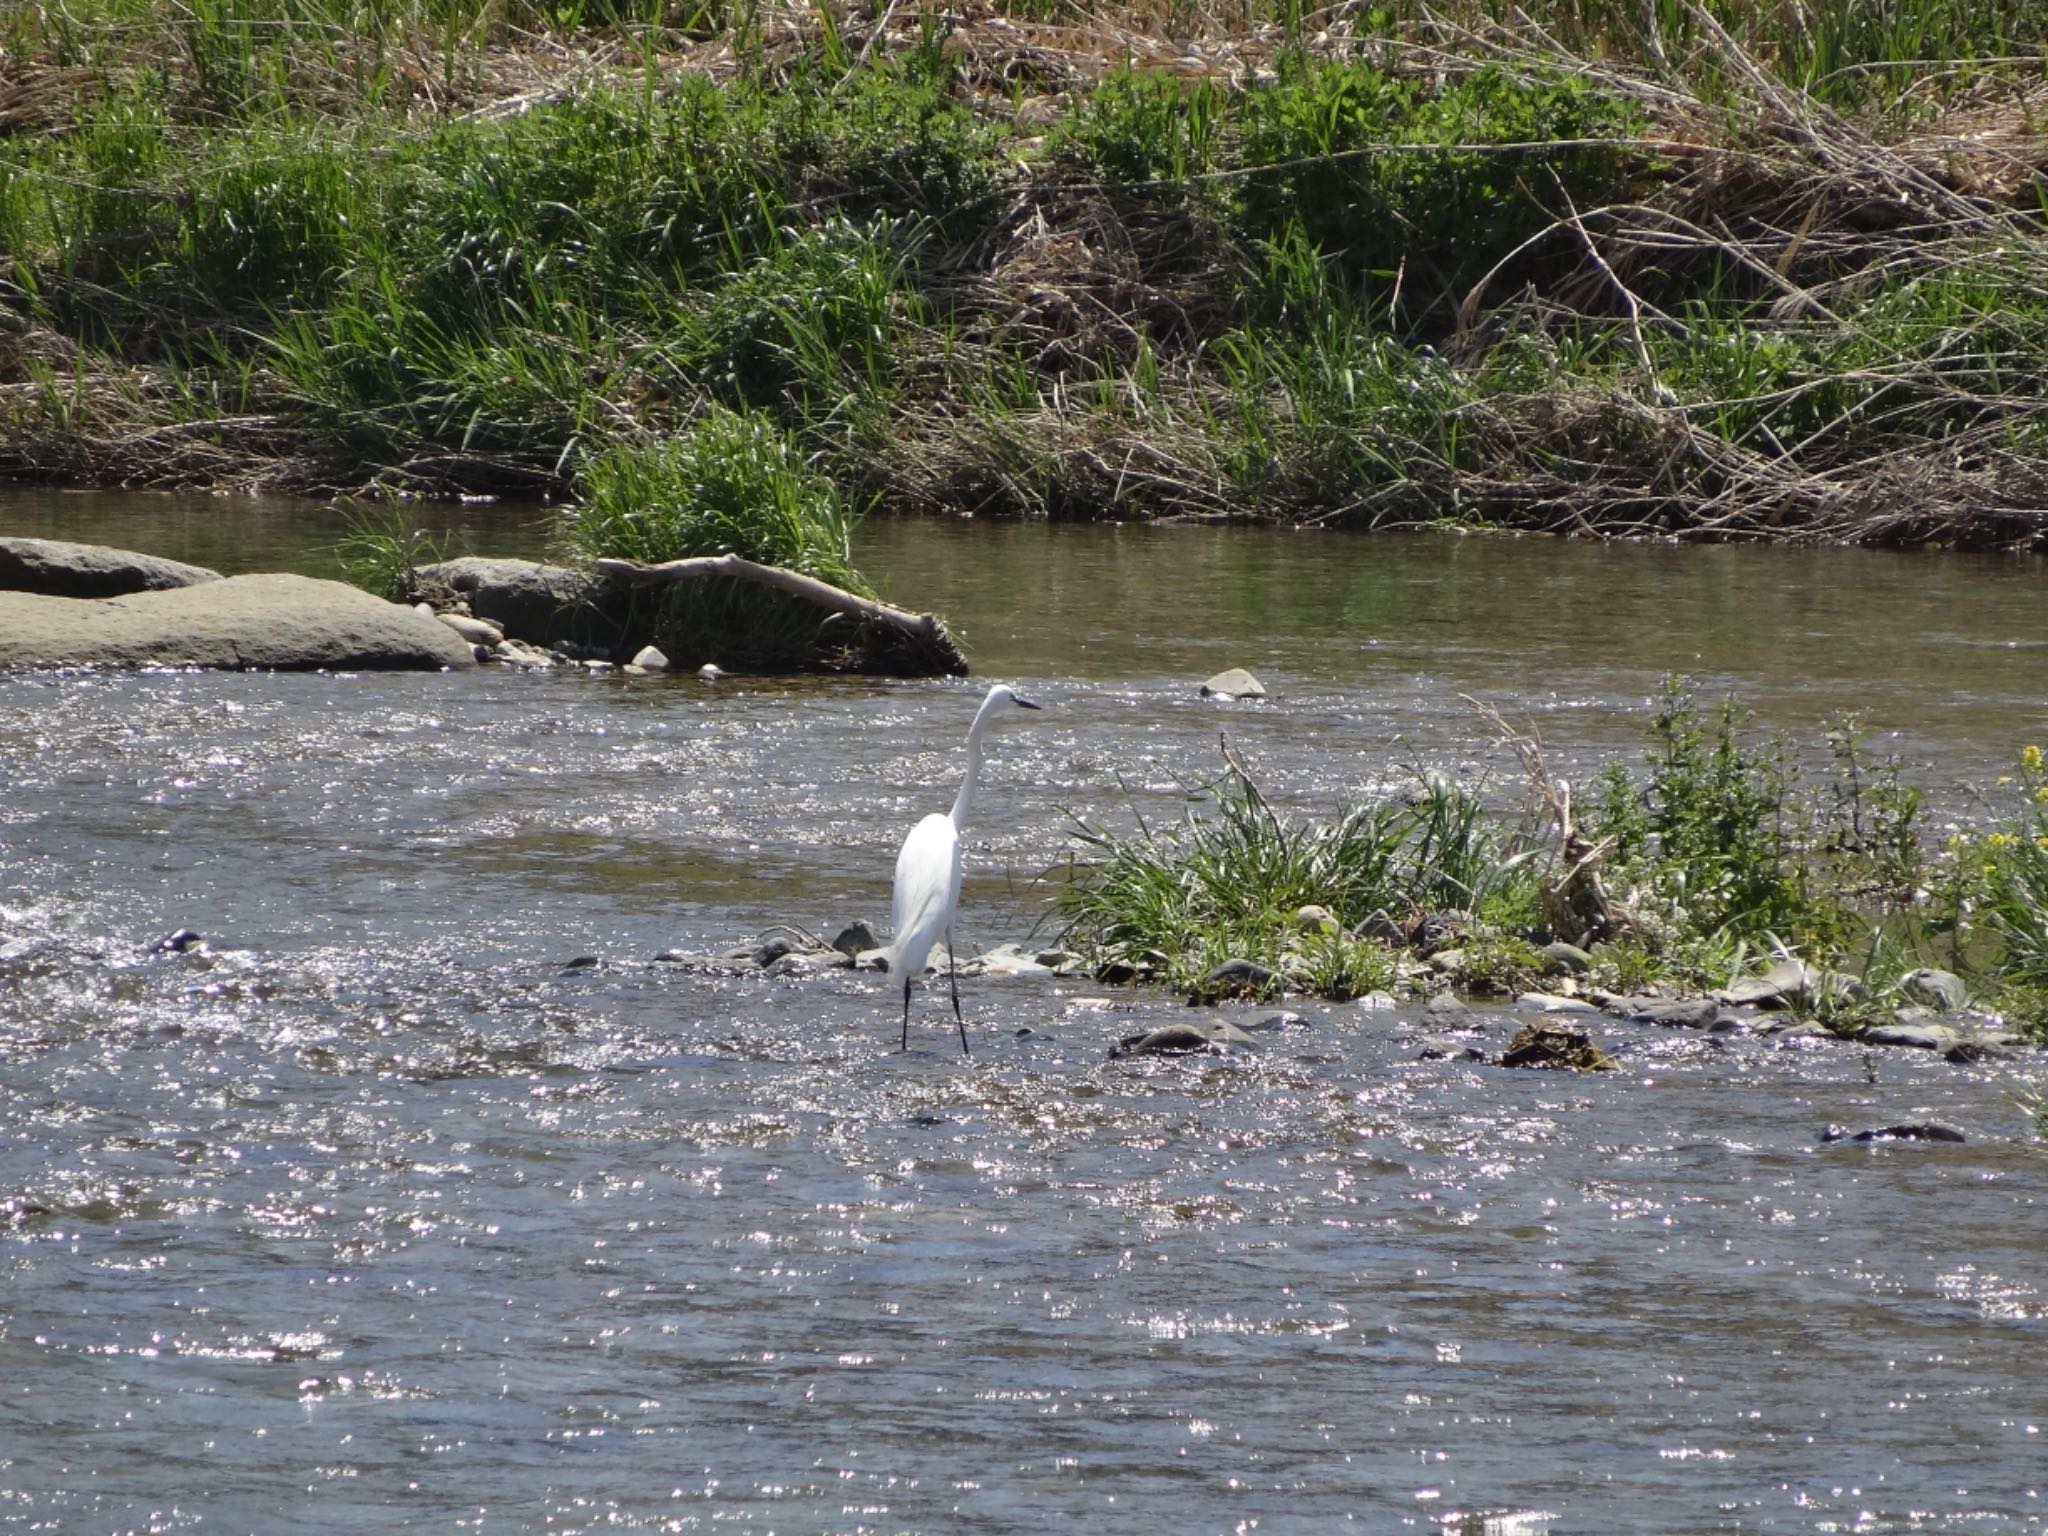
left=4, top=0, right=2047, bottom=550
left=562, top=407, right=869, bottom=668
left=1060, top=751, right=1534, bottom=996
left=1058, top=690, right=2048, bottom=1028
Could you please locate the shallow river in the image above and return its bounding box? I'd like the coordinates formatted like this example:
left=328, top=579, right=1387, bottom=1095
left=2, top=490, right=2044, bottom=1534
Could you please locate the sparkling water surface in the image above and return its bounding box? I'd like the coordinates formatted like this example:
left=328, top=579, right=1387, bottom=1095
left=2, top=493, right=2044, bottom=1533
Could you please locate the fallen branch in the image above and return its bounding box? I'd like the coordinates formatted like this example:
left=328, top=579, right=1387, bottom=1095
left=593, top=553, right=969, bottom=676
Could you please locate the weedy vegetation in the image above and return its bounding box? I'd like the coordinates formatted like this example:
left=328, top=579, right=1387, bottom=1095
left=2, top=0, right=2045, bottom=548
left=1057, top=688, right=2048, bottom=1041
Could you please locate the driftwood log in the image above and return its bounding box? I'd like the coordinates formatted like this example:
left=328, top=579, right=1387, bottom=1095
left=594, top=554, right=969, bottom=677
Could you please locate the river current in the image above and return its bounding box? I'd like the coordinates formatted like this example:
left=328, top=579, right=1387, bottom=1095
left=1, top=492, right=2044, bottom=1533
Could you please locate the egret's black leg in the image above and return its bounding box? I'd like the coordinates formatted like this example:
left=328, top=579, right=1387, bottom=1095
left=947, top=929, right=968, bottom=1057
left=901, top=974, right=912, bottom=1052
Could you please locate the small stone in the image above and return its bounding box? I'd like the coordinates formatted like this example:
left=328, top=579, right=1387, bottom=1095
left=1198, top=668, right=1266, bottom=700
left=698, top=663, right=725, bottom=681
left=493, top=638, right=558, bottom=669
left=751, top=937, right=800, bottom=968
left=150, top=928, right=204, bottom=955
left=435, top=612, right=504, bottom=646
left=1355, top=990, right=1399, bottom=1010
left=1540, top=942, right=1593, bottom=976
left=1421, top=991, right=1470, bottom=1024
left=1295, top=904, right=1337, bottom=935
left=631, top=644, right=671, bottom=671
left=1900, top=968, right=1968, bottom=1015
left=1515, top=992, right=1596, bottom=1014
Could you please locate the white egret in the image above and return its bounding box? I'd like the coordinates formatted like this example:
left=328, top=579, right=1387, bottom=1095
left=885, top=683, right=1041, bottom=1054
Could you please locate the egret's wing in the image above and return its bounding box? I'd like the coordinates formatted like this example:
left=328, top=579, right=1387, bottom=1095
left=890, top=812, right=962, bottom=970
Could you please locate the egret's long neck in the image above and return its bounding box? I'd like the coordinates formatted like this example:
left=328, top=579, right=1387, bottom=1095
left=949, top=697, right=1001, bottom=828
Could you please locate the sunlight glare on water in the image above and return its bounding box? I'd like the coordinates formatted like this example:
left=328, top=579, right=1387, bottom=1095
left=1, top=495, right=2045, bottom=1531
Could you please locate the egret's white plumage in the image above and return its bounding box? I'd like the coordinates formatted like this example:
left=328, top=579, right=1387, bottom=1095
left=885, top=683, right=1040, bottom=1053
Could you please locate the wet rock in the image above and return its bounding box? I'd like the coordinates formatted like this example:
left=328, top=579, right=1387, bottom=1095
left=751, top=936, right=801, bottom=968
left=1716, top=958, right=1861, bottom=1009
left=0, top=573, right=478, bottom=672
left=1110, top=1019, right=1261, bottom=1058
left=698, top=663, right=725, bottom=681
left=1821, top=1123, right=1966, bottom=1144
left=1190, top=957, right=1279, bottom=1003
left=1515, top=992, right=1596, bottom=1014
left=1602, top=995, right=1748, bottom=1033
left=830, top=921, right=879, bottom=959
left=0, top=536, right=221, bottom=598
left=1421, top=991, right=1471, bottom=1024
left=1500, top=1021, right=1616, bottom=1071
left=1861, top=1019, right=1961, bottom=1051
left=1355, top=990, right=1399, bottom=1011
left=411, top=557, right=631, bottom=652
left=1540, top=942, right=1593, bottom=976
left=559, top=955, right=601, bottom=971
left=149, top=928, right=205, bottom=955
left=1900, top=968, right=1969, bottom=1015
left=631, top=645, right=670, bottom=671
left=1199, top=668, right=1266, bottom=700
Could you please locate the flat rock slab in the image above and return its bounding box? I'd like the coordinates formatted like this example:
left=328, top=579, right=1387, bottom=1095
left=0, top=573, right=478, bottom=671
left=0, top=536, right=222, bottom=598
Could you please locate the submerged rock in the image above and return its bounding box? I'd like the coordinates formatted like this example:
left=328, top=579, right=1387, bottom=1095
left=0, top=536, right=221, bottom=598
left=0, top=573, right=477, bottom=671
left=1110, top=1019, right=1261, bottom=1058
left=1821, top=1122, right=1967, bottom=1144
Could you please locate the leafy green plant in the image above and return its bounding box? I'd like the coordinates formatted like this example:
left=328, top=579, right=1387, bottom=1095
left=562, top=407, right=870, bottom=669
left=331, top=498, right=444, bottom=601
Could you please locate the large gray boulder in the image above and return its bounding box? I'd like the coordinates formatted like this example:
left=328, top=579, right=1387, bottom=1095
left=410, top=557, right=631, bottom=652
left=0, top=536, right=222, bottom=598
left=0, top=573, right=478, bottom=670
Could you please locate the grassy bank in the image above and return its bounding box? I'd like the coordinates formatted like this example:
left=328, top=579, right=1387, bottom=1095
left=3, top=0, right=2047, bottom=547
left=1058, top=687, right=2048, bottom=1042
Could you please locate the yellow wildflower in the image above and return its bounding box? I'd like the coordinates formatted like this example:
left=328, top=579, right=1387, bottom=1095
left=2036, top=785, right=2048, bottom=804
left=2024, top=744, right=2045, bottom=772
left=1986, top=832, right=2018, bottom=850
